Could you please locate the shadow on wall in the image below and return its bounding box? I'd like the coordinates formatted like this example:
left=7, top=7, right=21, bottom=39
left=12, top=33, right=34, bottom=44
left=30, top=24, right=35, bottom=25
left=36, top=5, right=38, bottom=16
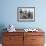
left=0, top=24, right=7, bottom=43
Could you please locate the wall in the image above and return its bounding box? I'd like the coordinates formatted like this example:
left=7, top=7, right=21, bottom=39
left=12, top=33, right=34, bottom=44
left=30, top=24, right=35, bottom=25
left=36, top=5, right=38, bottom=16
left=0, top=0, right=46, bottom=30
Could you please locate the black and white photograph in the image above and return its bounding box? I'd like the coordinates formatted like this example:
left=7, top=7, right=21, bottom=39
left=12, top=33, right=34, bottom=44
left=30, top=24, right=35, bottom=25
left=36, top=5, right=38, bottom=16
left=17, top=7, right=35, bottom=22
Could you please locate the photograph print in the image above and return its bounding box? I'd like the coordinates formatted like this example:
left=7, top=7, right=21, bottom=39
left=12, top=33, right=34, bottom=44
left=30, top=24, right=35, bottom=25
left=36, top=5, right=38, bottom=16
left=17, top=7, right=35, bottom=22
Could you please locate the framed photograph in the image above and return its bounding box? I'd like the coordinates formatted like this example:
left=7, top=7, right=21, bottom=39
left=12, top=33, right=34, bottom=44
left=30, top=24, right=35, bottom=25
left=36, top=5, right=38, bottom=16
left=17, top=7, right=35, bottom=22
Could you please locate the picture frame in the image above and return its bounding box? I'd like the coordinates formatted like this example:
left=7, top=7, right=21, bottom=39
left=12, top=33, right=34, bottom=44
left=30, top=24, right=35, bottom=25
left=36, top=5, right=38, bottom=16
left=17, top=7, right=35, bottom=22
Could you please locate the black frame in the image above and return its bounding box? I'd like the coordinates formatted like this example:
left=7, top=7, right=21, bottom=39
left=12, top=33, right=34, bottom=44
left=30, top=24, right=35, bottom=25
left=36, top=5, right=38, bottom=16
left=17, top=7, right=35, bottom=22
